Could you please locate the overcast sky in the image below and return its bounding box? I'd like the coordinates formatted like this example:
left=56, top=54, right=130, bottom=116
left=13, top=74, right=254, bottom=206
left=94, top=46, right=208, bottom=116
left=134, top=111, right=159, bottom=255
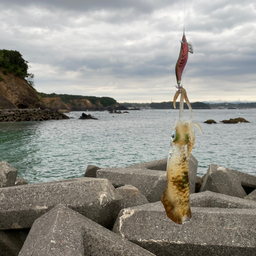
left=0, top=0, right=255, bottom=103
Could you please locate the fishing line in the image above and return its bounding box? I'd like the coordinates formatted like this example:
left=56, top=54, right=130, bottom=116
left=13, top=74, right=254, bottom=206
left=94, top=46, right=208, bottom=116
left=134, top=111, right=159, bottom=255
left=183, top=0, right=186, bottom=33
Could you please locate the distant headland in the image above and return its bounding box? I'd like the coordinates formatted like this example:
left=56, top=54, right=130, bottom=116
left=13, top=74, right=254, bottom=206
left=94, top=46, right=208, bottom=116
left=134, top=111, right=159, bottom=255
left=0, top=49, right=255, bottom=111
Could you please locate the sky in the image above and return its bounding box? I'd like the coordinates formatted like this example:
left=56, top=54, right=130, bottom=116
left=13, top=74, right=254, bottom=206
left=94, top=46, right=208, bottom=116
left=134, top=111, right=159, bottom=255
left=0, top=0, right=255, bottom=103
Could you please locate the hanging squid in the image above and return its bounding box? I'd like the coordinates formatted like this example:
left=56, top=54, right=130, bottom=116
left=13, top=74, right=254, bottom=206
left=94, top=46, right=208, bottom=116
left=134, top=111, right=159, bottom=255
left=161, top=31, right=202, bottom=224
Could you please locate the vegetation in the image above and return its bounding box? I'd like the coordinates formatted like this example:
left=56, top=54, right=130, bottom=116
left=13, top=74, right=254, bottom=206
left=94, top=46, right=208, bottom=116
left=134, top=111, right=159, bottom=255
left=38, top=93, right=117, bottom=107
left=0, top=49, right=34, bottom=87
left=122, top=101, right=210, bottom=109
left=209, top=102, right=256, bottom=109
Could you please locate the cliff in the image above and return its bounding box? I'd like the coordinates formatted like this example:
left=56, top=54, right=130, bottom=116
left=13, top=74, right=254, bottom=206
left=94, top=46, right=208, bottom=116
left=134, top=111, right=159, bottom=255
left=0, top=68, right=44, bottom=109
left=39, top=93, right=124, bottom=111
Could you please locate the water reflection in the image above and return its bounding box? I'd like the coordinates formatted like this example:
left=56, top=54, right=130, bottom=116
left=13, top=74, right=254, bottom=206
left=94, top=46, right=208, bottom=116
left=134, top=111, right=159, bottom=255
left=0, top=122, right=42, bottom=179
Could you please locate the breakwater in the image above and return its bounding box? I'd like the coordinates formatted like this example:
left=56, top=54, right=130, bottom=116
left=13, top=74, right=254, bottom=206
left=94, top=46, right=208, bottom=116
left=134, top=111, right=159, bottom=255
left=0, top=109, right=69, bottom=122
left=0, top=157, right=256, bottom=255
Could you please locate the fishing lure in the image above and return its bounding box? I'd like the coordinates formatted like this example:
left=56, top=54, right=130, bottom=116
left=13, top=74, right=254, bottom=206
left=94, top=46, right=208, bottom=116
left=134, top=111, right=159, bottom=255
left=161, top=32, right=202, bottom=224
left=175, top=31, right=193, bottom=87
left=174, top=31, right=194, bottom=119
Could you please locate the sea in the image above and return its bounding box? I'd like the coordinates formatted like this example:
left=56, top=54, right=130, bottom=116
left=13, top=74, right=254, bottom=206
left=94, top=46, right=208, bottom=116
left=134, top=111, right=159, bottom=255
left=0, top=109, right=255, bottom=184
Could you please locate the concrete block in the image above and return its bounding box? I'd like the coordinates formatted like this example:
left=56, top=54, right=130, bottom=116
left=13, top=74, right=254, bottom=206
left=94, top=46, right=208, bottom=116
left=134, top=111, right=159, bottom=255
left=200, top=164, right=256, bottom=198
left=0, top=229, right=29, bottom=256
left=113, top=202, right=256, bottom=256
left=116, top=185, right=149, bottom=208
left=97, top=167, right=166, bottom=202
left=15, top=177, right=28, bottom=186
left=0, top=161, right=18, bottom=188
left=190, top=191, right=256, bottom=209
left=244, top=189, right=256, bottom=201
left=125, top=155, right=198, bottom=193
left=0, top=177, right=122, bottom=230
left=188, top=154, right=198, bottom=193
left=127, top=158, right=167, bottom=170
left=84, top=165, right=100, bottom=177
left=19, top=205, right=155, bottom=256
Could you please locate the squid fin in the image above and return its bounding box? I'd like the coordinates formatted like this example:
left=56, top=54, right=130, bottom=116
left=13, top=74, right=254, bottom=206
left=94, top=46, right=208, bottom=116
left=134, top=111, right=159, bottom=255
left=161, top=188, right=192, bottom=225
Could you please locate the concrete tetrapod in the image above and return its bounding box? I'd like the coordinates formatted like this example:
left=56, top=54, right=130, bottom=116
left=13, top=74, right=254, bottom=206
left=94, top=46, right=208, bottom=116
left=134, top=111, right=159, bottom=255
left=113, top=202, right=256, bottom=256
left=19, top=205, right=155, bottom=256
left=0, top=177, right=122, bottom=230
left=200, top=164, right=256, bottom=197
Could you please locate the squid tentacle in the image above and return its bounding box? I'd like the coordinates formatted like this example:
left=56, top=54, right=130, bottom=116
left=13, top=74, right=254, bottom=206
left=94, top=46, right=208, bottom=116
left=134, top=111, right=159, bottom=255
left=173, top=87, right=194, bottom=119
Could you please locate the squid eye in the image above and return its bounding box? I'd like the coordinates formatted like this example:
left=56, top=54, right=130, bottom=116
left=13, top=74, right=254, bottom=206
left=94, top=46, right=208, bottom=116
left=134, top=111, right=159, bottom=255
left=171, top=131, right=177, bottom=141
left=185, top=134, right=189, bottom=144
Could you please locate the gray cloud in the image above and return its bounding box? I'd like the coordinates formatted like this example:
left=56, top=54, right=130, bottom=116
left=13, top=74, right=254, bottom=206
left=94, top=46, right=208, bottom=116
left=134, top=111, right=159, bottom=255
left=0, top=0, right=255, bottom=102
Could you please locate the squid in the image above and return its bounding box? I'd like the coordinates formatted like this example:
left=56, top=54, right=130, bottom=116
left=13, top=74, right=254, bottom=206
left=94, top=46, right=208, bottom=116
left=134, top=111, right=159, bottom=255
left=161, top=31, right=202, bottom=224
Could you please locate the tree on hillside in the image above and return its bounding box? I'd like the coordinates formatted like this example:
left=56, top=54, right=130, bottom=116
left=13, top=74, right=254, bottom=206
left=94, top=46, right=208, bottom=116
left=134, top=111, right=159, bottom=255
left=0, top=49, right=35, bottom=87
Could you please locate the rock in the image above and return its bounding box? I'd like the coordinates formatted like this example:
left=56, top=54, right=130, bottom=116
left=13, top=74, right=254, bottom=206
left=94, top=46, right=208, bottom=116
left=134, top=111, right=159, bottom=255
left=190, top=191, right=256, bottom=209
left=0, top=109, right=69, bottom=122
left=221, top=117, right=249, bottom=123
left=199, top=164, right=256, bottom=198
left=204, top=119, right=217, bottom=124
left=0, top=161, right=18, bottom=188
left=244, top=189, right=256, bottom=201
left=113, top=202, right=256, bottom=256
left=19, top=205, right=155, bottom=256
left=79, top=113, right=98, bottom=120
left=15, top=177, right=28, bottom=186
left=0, top=177, right=122, bottom=230
left=116, top=185, right=149, bottom=208
left=97, top=167, right=166, bottom=202
left=0, top=229, right=29, bottom=256
left=84, top=165, right=100, bottom=177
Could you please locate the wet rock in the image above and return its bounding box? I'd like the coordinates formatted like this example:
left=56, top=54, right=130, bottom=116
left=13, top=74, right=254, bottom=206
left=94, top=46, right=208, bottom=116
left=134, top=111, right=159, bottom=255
left=0, top=161, right=18, bottom=188
left=204, top=119, right=217, bottom=124
left=79, top=113, right=98, bottom=120
left=0, top=177, right=122, bottom=230
left=200, top=164, right=256, bottom=198
left=113, top=202, right=256, bottom=256
left=221, top=117, right=249, bottom=123
left=19, top=205, right=155, bottom=256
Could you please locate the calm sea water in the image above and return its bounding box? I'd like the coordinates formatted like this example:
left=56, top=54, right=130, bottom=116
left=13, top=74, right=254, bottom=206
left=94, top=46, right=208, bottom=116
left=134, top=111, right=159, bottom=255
left=0, top=109, right=255, bottom=183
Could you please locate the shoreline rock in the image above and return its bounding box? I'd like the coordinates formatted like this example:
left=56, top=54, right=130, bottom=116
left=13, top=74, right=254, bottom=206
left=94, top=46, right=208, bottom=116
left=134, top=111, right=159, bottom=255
left=79, top=112, right=98, bottom=120
left=0, top=108, right=69, bottom=122
left=204, top=119, right=217, bottom=124
left=221, top=117, right=249, bottom=123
